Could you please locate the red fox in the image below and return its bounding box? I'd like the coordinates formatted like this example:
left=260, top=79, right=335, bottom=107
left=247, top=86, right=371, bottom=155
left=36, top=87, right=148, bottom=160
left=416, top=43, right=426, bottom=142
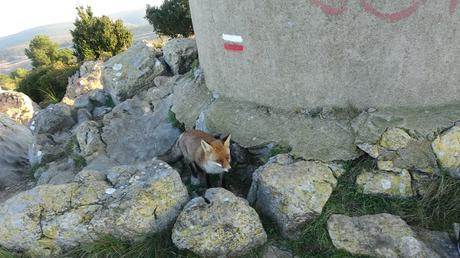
left=160, top=129, right=231, bottom=187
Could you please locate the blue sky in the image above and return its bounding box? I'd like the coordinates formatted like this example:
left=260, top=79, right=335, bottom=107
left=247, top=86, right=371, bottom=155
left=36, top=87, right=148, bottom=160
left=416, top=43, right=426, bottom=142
left=0, top=0, right=164, bottom=37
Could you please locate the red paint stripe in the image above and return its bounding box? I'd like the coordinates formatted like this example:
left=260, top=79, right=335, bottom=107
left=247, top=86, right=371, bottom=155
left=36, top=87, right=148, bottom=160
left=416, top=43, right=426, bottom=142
left=450, top=0, right=458, bottom=15
left=358, top=0, right=425, bottom=23
left=224, top=43, right=245, bottom=52
left=311, top=0, right=348, bottom=16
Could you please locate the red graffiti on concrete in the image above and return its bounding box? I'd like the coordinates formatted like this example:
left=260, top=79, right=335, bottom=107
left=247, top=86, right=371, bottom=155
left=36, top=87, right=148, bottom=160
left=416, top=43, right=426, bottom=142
left=312, top=0, right=458, bottom=22
left=450, top=0, right=458, bottom=15
left=311, top=0, right=348, bottom=15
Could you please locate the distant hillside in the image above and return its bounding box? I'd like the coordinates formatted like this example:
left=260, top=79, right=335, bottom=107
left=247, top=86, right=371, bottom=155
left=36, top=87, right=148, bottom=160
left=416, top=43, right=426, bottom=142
left=0, top=9, right=155, bottom=75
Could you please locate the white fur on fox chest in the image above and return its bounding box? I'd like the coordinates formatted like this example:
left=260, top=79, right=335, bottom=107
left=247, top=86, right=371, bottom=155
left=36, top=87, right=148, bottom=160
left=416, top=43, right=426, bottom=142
left=201, top=160, right=226, bottom=174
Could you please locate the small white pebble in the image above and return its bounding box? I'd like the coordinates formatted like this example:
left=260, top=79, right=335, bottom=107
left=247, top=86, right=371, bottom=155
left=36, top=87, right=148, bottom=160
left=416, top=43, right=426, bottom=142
left=105, top=188, right=116, bottom=195
left=113, top=63, right=123, bottom=71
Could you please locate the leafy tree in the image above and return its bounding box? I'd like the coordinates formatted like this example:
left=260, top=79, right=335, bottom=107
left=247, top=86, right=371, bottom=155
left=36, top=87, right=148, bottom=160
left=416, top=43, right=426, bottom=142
left=25, top=35, right=75, bottom=68
left=145, top=0, right=194, bottom=38
left=71, top=6, right=133, bottom=61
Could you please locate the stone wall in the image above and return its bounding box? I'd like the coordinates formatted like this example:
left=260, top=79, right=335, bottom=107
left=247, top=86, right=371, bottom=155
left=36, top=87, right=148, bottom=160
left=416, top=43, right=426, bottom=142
left=189, top=0, right=460, bottom=110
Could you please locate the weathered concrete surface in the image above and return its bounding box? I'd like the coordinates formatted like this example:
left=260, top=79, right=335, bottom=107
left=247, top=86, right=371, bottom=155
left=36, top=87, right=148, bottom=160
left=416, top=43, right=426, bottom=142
left=203, top=99, right=360, bottom=161
left=190, top=0, right=460, bottom=110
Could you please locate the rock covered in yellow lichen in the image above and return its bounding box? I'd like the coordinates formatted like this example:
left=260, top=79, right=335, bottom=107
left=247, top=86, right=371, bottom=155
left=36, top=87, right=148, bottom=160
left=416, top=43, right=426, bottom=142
left=247, top=154, right=337, bottom=239
left=172, top=188, right=266, bottom=258
left=0, top=159, right=189, bottom=256
left=432, top=125, right=460, bottom=178
left=356, top=169, right=415, bottom=198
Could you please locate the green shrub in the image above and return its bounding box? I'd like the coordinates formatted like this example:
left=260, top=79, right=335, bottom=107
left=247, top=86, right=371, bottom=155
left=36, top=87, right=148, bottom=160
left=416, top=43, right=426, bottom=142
left=17, top=63, right=78, bottom=105
left=145, top=0, right=194, bottom=38
left=71, top=6, right=133, bottom=62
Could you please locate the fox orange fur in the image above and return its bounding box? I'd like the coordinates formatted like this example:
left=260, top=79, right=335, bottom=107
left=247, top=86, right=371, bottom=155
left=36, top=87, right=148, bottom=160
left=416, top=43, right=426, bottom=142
left=161, top=129, right=231, bottom=187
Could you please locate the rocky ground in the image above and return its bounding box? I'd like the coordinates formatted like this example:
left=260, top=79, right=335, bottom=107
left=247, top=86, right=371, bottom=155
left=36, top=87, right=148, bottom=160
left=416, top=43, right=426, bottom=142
left=0, top=38, right=459, bottom=258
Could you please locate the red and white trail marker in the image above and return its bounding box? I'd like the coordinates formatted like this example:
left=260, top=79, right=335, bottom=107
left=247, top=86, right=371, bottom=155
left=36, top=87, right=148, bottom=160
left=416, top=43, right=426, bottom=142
left=222, top=34, right=245, bottom=52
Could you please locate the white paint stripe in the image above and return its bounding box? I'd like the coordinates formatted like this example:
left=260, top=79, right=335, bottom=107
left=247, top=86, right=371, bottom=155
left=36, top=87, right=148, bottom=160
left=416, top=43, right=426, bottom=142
left=222, top=34, right=243, bottom=43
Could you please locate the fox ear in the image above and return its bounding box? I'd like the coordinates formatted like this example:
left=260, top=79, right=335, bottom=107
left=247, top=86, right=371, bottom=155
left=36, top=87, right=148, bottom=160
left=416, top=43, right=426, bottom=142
left=201, top=140, right=213, bottom=153
left=223, top=134, right=231, bottom=148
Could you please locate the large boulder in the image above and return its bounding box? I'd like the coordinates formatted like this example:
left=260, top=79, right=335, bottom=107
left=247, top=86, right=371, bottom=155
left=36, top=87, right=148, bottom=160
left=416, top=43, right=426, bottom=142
left=62, top=61, right=104, bottom=104
left=29, top=103, right=75, bottom=135
left=247, top=154, right=337, bottom=239
left=171, top=73, right=213, bottom=128
left=103, top=40, right=167, bottom=102
left=432, top=125, right=460, bottom=178
left=0, top=114, right=33, bottom=189
left=163, top=38, right=198, bottom=75
left=0, top=159, right=189, bottom=256
left=172, top=188, right=266, bottom=258
left=139, top=75, right=177, bottom=108
left=356, top=169, right=415, bottom=198
left=28, top=131, right=73, bottom=167
left=101, top=96, right=181, bottom=165
left=327, top=214, right=441, bottom=258
left=0, top=90, right=39, bottom=125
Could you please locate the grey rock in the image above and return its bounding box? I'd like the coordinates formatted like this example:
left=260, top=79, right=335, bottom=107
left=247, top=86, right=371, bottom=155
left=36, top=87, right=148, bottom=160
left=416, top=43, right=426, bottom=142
left=172, top=188, right=266, bottom=258
left=163, top=38, right=198, bottom=75
left=0, top=90, right=39, bottom=125
left=171, top=73, right=213, bottom=128
left=415, top=229, right=458, bottom=258
left=248, top=154, right=337, bottom=239
left=327, top=213, right=440, bottom=258
left=89, top=90, right=108, bottom=106
left=74, top=95, right=93, bottom=111
left=75, top=121, right=105, bottom=159
left=28, top=131, right=72, bottom=166
left=392, top=139, right=439, bottom=175
left=261, top=244, right=297, bottom=258
left=77, top=108, right=92, bottom=124
left=74, top=155, right=118, bottom=183
left=29, top=103, right=75, bottom=135
left=92, top=107, right=112, bottom=119
left=0, top=114, right=33, bottom=189
left=103, top=40, right=167, bottom=102
left=101, top=96, right=181, bottom=165
left=203, top=99, right=360, bottom=162
left=34, top=158, right=77, bottom=185
left=0, top=159, right=188, bottom=256
left=141, top=75, right=178, bottom=108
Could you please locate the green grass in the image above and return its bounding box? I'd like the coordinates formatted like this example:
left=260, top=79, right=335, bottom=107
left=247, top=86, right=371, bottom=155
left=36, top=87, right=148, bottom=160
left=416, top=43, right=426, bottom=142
left=268, top=144, right=292, bottom=157
left=168, top=110, right=185, bottom=131
left=64, top=233, right=199, bottom=258
left=0, top=247, right=16, bottom=258
left=105, top=95, right=115, bottom=108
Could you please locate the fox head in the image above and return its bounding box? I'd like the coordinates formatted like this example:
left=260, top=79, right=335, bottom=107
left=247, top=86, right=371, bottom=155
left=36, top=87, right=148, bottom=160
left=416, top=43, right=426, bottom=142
left=200, top=135, right=231, bottom=174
